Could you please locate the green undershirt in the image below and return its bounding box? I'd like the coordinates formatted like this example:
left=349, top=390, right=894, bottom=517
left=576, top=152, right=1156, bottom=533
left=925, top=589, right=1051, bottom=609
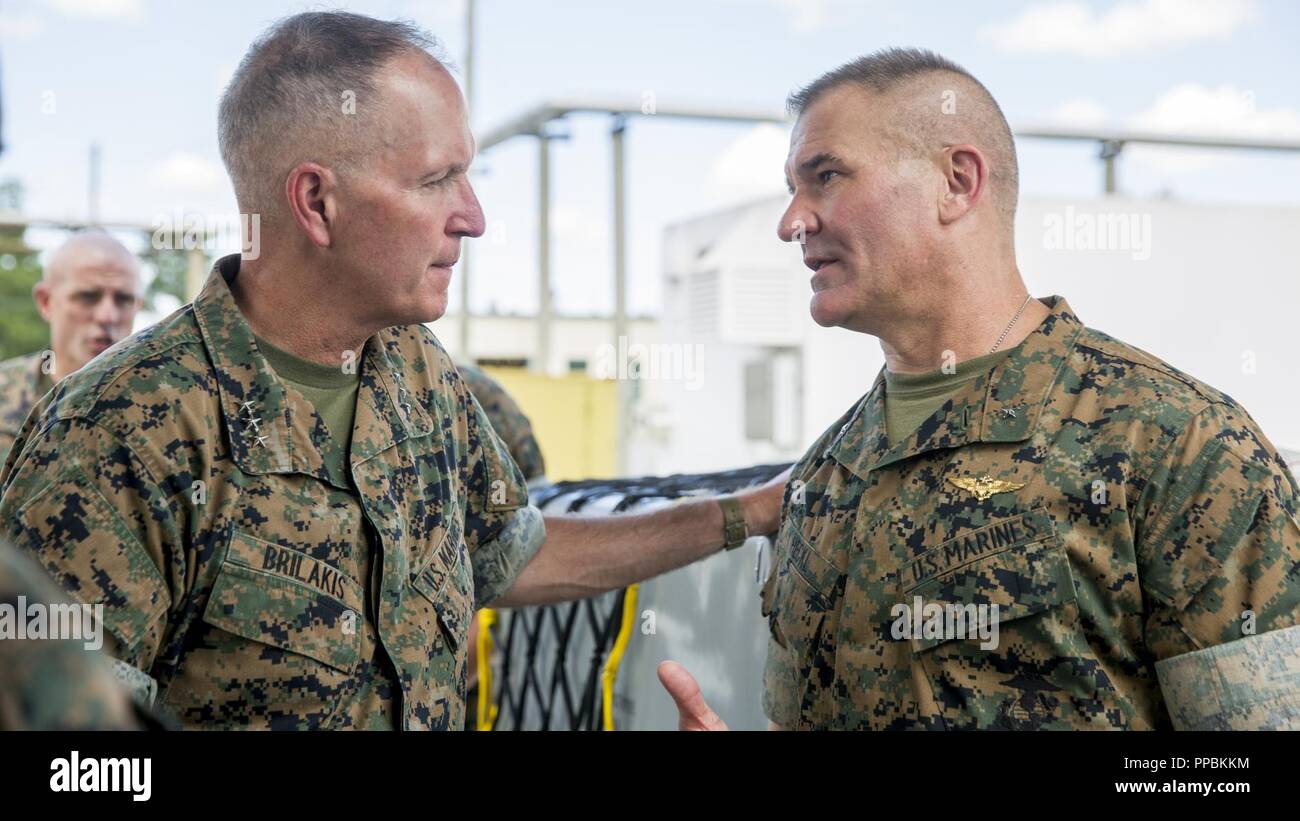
left=884, top=347, right=1016, bottom=447
left=254, top=334, right=360, bottom=485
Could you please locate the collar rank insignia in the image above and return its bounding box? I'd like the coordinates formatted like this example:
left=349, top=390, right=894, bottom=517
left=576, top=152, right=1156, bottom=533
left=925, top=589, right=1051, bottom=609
left=948, top=474, right=1026, bottom=501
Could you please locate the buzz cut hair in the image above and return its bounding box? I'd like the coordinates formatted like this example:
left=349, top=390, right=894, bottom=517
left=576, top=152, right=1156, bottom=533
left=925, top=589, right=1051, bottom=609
left=786, top=47, right=1019, bottom=220
left=217, top=11, right=446, bottom=219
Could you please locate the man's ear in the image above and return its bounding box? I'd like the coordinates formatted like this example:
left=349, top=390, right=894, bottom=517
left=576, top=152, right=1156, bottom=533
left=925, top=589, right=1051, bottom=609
left=32, top=279, right=53, bottom=323
left=937, top=144, right=987, bottom=226
left=284, top=162, right=338, bottom=248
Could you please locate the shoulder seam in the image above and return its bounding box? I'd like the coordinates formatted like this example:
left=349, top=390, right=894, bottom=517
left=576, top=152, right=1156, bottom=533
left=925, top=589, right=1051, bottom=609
left=50, top=334, right=202, bottom=424
left=1074, top=338, right=1227, bottom=409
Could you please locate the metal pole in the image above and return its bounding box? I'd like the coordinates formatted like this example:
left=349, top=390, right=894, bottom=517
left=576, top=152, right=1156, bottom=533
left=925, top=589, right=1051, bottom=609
left=611, top=115, right=630, bottom=473
left=458, top=0, right=476, bottom=360
left=1100, top=139, right=1123, bottom=195
left=536, top=134, right=551, bottom=374
left=88, top=142, right=101, bottom=224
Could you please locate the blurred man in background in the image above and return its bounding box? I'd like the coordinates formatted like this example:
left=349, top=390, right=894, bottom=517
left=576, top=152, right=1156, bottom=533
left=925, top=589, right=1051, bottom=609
left=0, top=230, right=142, bottom=463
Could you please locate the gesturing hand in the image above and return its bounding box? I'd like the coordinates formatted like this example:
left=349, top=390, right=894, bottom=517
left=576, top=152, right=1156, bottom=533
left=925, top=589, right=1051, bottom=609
left=657, top=660, right=729, bottom=731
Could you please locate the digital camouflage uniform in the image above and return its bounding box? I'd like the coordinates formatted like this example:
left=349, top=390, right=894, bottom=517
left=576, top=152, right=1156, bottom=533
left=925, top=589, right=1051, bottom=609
left=762, top=296, right=1300, bottom=730
left=0, top=351, right=50, bottom=466
left=0, top=254, right=544, bottom=730
left=0, top=538, right=145, bottom=730
left=457, top=363, right=546, bottom=481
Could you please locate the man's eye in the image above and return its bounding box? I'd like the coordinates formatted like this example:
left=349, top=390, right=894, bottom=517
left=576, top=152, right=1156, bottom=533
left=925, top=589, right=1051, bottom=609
left=819, top=169, right=840, bottom=185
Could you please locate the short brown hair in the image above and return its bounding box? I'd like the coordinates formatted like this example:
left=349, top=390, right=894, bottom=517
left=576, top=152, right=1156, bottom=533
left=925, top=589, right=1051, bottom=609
left=788, top=48, right=1019, bottom=220
left=217, top=11, right=445, bottom=217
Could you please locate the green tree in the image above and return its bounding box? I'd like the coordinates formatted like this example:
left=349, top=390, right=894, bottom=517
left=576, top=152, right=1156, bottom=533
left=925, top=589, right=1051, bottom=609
left=0, top=180, right=48, bottom=361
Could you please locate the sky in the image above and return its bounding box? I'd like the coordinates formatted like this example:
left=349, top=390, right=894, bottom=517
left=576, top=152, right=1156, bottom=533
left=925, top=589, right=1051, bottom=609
left=2, top=0, right=1298, bottom=318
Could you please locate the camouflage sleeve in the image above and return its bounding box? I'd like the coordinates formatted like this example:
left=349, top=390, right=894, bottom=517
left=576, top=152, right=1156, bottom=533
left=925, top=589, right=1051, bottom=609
left=0, top=416, right=183, bottom=671
left=473, top=504, right=546, bottom=607
left=1155, top=624, right=1300, bottom=730
left=1135, top=402, right=1300, bottom=661
left=450, top=366, right=538, bottom=607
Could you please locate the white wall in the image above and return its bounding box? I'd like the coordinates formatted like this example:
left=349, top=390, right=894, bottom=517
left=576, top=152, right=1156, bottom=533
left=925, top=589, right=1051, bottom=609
left=648, top=195, right=1300, bottom=475
left=1017, top=198, right=1300, bottom=453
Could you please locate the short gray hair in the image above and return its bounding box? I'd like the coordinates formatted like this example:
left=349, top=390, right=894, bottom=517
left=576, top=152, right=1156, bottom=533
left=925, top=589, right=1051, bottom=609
left=217, top=11, right=445, bottom=218
left=787, top=48, right=1019, bottom=220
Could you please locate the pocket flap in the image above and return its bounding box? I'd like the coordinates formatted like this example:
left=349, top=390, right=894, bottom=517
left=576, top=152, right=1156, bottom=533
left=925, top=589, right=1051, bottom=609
left=894, top=511, right=1076, bottom=653
left=410, top=522, right=474, bottom=652
left=202, top=531, right=362, bottom=673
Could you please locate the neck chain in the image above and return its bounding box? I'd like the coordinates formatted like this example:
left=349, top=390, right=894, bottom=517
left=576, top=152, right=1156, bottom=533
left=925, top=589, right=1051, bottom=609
left=989, top=294, right=1033, bottom=354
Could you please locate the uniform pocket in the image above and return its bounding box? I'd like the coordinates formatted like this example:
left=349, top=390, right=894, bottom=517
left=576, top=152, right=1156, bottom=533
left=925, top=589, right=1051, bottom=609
left=890, top=511, right=1102, bottom=729
left=899, top=534, right=1077, bottom=654
left=891, top=508, right=1075, bottom=654
left=764, top=516, right=843, bottom=654
left=202, top=530, right=363, bottom=674
left=410, top=515, right=474, bottom=654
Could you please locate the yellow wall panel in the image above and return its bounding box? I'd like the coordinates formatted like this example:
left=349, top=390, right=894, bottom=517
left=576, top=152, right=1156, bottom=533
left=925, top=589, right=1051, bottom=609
left=480, top=367, right=618, bottom=482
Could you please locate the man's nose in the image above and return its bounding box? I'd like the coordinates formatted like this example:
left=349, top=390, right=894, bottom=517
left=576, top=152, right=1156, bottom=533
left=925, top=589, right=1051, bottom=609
left=777, top=199, right=817, bottom=244
left=92, top=295, right=124, bottom=326
left=448, top=179, right=486, bottom=239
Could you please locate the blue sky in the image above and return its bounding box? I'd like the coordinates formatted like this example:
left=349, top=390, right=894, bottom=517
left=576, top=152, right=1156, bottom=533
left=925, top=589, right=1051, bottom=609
left=2, top=0, right=1298, bottom=316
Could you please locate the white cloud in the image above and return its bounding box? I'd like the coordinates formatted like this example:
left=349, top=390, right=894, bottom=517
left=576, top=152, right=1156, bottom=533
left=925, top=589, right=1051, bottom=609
left=1049, top=99, right=1109, bottom=129
left=717, top=0, right=880, bottom=35
left=704, top=123, right=791, bottom=209
left=46, top=0, right=142, bottom=19
left=769, top=0, right=833, bottom=33
left=1132, top=83, right=1300, bottom=139
left=1038, top=85, right=1300, bottom=175
left=148, top=151, right=224, bottom=193
left=0, top=12, right=44, bottom=39
left=980, top=0, right=1256, bottom=57
left=1127, top=83, right=1300, bottom=173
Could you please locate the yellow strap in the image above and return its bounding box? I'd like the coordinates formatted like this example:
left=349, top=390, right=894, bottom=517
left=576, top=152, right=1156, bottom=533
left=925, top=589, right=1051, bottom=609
left=600, top=584, right=639, bottom=731
left=476, top=608, right=498, bottom=731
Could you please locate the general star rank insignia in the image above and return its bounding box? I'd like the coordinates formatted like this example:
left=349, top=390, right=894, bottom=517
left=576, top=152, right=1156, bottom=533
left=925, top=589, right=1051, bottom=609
left=947, top=474, right=1026, bottom=500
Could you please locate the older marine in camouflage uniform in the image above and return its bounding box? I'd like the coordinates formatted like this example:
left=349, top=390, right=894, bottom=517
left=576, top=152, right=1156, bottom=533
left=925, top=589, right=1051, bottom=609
left=0, top=352, right=51, bottom=466
left=457, top=363, right=546, bottom=482
left=1, top=12, right=787, bottom=734
left=0, top=256, right=537, bottom=730
left=762, top=297, right=1300, bottom=730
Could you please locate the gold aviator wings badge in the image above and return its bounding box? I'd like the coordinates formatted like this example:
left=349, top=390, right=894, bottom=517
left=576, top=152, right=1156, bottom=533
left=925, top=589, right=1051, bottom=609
left=947, top=474, right=1026, bottom=501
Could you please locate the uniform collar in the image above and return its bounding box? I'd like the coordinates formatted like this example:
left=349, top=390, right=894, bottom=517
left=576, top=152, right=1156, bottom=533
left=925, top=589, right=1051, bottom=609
left=828, top=296, right=1085, bottom=480
left=192, top=254, right=435, bottom=483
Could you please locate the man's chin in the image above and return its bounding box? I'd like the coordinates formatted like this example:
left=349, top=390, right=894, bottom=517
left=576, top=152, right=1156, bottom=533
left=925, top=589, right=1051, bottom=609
left=809, top=294, right=848, bottom=329
left=412, top=295, right=448, bottom=325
